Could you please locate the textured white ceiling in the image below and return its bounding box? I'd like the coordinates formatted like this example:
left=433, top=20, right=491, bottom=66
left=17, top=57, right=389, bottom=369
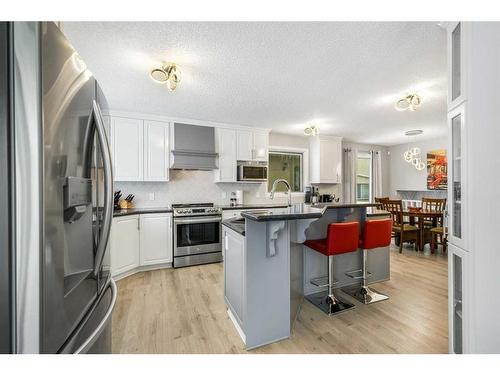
left=63, top=22, right=446, bottom=146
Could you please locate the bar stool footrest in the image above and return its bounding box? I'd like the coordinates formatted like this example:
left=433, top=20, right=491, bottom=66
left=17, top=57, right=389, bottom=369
left=345, top=269, right=371, bottom=280
left=310, top=276, right=338, bottom=288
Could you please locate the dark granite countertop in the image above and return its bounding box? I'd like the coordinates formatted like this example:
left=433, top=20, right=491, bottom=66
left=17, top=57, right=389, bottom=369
left=222, top=218, right=246, bottom=236
left=113, top=207, right=172, bottom=217
left=241, top=204, right=324, bottom=222
left=219, top=203, right=289, bottom=211
left=241, top=202, right=383, bottom=222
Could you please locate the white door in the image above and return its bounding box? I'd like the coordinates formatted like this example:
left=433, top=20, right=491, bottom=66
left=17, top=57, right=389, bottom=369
left=111, top=117, right=144, bottom=181
left=237, top=130, right=253, bottom=161
left=253, top=131, right=269, bottom=161
left=216, top=128, right=237, bottom=182
left=140, top=213, right=172, bottom=266
left=110, top=216, right=140, bottom=276
left=144, top=120, right=170, bottom=181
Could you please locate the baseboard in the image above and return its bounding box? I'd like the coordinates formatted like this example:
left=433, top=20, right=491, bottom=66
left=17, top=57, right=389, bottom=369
left=113, top=262, right=172, bottom=281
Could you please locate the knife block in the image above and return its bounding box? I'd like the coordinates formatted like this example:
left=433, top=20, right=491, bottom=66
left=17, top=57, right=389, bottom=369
left=119, top=200, right=134, bottom=209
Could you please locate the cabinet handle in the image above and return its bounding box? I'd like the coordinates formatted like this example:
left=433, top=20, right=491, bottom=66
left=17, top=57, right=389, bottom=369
left=138, top=219, right=140, bottom=231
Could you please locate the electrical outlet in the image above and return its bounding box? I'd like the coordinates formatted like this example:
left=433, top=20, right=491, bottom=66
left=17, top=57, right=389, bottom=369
left=149, top=192, right=155, bottom=201
left=222, top=192, right=227, bottom=199
left=255, top=191, right=261, bottom=198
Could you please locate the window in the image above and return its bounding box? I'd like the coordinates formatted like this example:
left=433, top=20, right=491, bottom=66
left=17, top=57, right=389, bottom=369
left=267, top=152, right=303, bottom=192
left=356, top=152, right=372, bottom=203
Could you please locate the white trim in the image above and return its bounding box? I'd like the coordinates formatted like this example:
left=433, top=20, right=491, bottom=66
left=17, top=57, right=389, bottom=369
left=227, top=308, right=246, bottom=344
left=267, top=146, right=309, bottom=197
left=109, top=110, right=271, bottom=133
left=112, top=262, right=173, bottom=282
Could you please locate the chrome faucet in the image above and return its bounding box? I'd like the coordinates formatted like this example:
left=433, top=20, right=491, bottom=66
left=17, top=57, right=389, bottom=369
left=270, top=179, right=292, bottom=207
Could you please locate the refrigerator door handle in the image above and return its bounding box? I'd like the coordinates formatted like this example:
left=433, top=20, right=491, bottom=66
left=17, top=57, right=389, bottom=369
left=92, top=100, right=113, bottom=277
left=73, top=278, right=117, bottom=354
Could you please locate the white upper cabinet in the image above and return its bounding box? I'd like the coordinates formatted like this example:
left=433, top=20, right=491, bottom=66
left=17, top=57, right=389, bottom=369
left=144, top=120, right=170, bottom=182
left=236, top=129, right=269, bottom=161
left=236, top=130, right=254, bottom=161
left=309, top=135, right=342, bottom=184
left=215, top=128, right=237, bottom=182
left=253, top=131, right=269, bottom=161
left=111, top=117, right=144, bottom=181
left=110, top=116, right=170, bottom=182
left=140, top=213, right=172, bottom=266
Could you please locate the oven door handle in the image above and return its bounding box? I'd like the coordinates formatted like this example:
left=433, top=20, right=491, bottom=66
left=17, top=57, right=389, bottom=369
left=174, top=216, right=222, bottom=224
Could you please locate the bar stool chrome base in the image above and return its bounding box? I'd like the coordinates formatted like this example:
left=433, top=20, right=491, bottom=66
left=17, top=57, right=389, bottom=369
left=344, top=285, right=389, bottom=305
left=305, top=291, right=355, bottom=315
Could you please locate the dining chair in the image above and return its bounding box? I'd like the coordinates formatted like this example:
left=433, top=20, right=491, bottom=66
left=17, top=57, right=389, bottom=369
left=384, top=199, right=420, bottom=253
left=421, top=198, right=447, bottom=227
left=374, top=197, right=389, bottom=210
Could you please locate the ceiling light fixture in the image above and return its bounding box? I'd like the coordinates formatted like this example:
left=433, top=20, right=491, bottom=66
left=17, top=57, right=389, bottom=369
left=395, top=93, right=422, bottom=111
left=150, top=62, right=182, bottom=91
left=403, top=130, right=425, bottom=171
left=304, top=124, right=319, bottom=136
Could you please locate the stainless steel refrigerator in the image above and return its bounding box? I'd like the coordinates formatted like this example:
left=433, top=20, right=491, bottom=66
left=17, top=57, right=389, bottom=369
left=0, top=22, right=116, bottom=354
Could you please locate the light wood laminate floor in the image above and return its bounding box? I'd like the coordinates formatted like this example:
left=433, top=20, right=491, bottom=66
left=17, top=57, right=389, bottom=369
left=112, top=244, right=448, bottom=354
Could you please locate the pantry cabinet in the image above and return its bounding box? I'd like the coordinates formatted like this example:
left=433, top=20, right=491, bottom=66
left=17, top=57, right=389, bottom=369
left=448, top=243, right=469, bottom=354
left=309, top=135, right=342, bottom=184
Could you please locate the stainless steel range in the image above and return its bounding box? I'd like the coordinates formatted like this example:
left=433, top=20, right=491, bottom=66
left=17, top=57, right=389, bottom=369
left=172, top=203, right=223, bottom=268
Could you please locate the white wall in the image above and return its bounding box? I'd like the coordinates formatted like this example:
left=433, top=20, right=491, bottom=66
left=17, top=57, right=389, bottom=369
left=388, top=136, right=447, bottom=197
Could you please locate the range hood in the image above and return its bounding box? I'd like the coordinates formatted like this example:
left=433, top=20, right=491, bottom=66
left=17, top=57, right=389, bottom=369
left=170, top=123, right=218, bottom=170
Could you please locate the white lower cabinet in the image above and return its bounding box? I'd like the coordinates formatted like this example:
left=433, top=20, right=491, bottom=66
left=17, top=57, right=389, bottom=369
left=140, top=213, right=172, bottom=266
left=110, top=215, right=140, bottom=276
left=223, top=227, right=246, bottom=330
left=110, top=213, right=173, bottom=278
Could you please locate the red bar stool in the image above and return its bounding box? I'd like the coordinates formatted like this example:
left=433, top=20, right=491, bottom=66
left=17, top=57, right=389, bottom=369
left=304, top=222, right=359, bottom=315
left=344, top=218, right=392, bottom=304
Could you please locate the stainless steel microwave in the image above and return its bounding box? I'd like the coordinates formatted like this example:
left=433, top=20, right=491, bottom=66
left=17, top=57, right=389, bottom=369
left=237, top=162, right=268, bottom=181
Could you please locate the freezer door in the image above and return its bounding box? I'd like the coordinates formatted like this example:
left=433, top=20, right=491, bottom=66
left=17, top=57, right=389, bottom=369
left=41, top=22, right=113, bottom=353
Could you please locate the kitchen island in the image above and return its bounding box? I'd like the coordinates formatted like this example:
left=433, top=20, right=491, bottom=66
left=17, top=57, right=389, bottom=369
left=222, top=203, right=391, bottom=350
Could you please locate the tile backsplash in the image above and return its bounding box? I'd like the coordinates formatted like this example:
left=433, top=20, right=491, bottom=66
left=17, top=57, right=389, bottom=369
left=396, top=189, right=447, bottom=201
left=114, top=170, right=307, bottom=207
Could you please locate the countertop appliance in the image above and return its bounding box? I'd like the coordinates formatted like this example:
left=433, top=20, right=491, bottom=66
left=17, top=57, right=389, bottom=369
left=0, top=22, right=115, bottom=353
left=172, top=203, right=223, bottom=268
left=237, top=161, right=268, bottom=182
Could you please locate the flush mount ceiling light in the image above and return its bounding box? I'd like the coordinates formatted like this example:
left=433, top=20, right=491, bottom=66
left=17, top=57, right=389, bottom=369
left=403, top=130, right=425, bottom=171
left=304, top=124, right=319, bottom=136
left=150, top=62, right=182, bottom=91
left=395, top=93, right=422, bottom=111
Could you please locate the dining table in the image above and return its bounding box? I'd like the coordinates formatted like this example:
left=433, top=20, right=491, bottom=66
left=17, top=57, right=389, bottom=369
left=402, top=209, right=444, bottom=251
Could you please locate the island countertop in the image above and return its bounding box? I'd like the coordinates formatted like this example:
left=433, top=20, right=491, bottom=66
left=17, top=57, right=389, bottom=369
left=240, top=202, right=380, bottom=221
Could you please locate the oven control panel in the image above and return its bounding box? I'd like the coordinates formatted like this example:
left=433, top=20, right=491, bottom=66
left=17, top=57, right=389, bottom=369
left=173, top=207, right=222, bottom=217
